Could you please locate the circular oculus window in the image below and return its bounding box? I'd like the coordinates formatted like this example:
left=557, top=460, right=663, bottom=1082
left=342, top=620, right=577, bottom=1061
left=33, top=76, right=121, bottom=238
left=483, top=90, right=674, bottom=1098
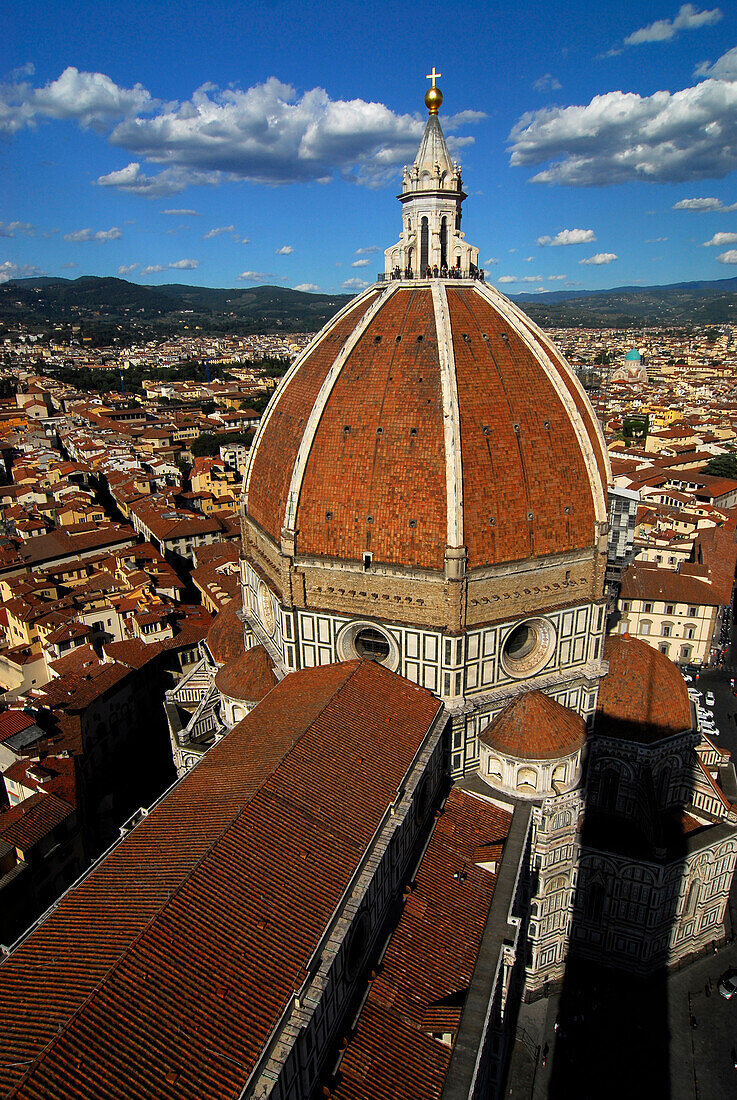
left=500, top=618, right=556, bottom=679
left=337, top=620, right=399, bottom=670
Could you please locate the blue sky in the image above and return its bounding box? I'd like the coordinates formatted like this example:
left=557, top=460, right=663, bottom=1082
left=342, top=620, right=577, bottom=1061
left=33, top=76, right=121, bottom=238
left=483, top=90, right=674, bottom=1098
left=1, top=0, right=737, bottom=295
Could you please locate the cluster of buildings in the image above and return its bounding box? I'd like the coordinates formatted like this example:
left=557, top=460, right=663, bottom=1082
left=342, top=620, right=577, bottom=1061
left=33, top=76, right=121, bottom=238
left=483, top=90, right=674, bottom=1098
left=553, top=326, right=733, bottom=374
left=0, top=365, right=264, bottom=948
left=595, top=349, right=737, bottom=668
left=3, top=330, right=313, bottom=374
left=0, top=86, right=736, bottom=1098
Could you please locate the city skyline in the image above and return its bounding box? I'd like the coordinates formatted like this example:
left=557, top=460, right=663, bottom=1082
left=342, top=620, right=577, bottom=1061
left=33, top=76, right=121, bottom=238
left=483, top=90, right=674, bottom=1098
left=1, top=0, right=737, bottom=294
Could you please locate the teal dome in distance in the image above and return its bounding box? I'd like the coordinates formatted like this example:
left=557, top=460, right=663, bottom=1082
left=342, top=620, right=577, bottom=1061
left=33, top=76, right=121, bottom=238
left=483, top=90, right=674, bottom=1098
left=625, top=348, right=642, bottom=361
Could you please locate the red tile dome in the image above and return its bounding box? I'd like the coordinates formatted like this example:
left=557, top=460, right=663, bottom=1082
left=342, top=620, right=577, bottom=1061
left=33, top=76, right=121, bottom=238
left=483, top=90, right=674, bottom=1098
left=214, top=644, right=278, bottom=704
left=206, top=600, right=243, bottom=665
left=596, top=635, right=692, bottom=744
left=244, top=280, right=609, bottom=573
left=480, top=690, right=587, bottom=761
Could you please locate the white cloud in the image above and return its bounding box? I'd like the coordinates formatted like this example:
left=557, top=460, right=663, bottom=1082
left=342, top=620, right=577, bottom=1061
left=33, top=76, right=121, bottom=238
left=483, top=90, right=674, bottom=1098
left=238, top=270, right=276, bottom=281
left=533, top=74, right=561, bottom=93
left=96, top=161, right=219, bottom=197
left=673, top=196, right=737, bottom=210
left=294, top=283, right=320, bottom=292
left=60, top=261, right=78, bottom=269
left=703, top=232, right=737, bottom=246
left=118, top=263, right=139, bottom=274
left=203, top=225, right=234, bottom=239
left=548, top=274, right=567, bottom=280
left=0, top=68, right=484, bottom=193
left=106, top=77, right=481, bottom=190
left=579, top=252, right=618, bottom=264
left=275, top=245, right=294, bottom=254
left=342, top=277, right=370, bottom=290
left=537, top=228, right=596, bottom=246
left=63, top=226, right=122, bottom=242
left=624, top=4, right=722, bottom=46
left=520, top=275, right=543, bottom=281
left=0, top=261, right=44, bottom=283
left=716, top=249, right=737, bottom=263
left=351, top=258, right=371, bottom=267
left=0, top=66, right=153, bottom=135
left=9, top=62, right=35, bottom=80
left=0, top=220, right=35, bottom=237
left=497, top=275, right=518, bottom=283
left=355, top=245, right=380, bottom=254
left=136, top=258, right=199, bottom=275
left=485, top=257, right=498, bottom=265
left=696, top=45, right=737, bottom=79
left=510, top=76, right=737, bottom=186
left=646, top=236, right=669, bottom=242
left=163, top=208, right=200, bottom=215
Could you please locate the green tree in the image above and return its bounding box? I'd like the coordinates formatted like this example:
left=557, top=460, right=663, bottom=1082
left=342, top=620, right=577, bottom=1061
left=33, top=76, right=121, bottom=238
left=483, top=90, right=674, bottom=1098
left=704, top=452, right=737, bottom=480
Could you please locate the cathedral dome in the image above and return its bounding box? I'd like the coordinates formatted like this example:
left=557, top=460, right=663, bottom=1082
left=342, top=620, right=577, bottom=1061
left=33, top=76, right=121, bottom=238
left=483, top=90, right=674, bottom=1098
left=244, top=279, right=609, bottom=575
left=240, top=80, right=611, bottom=744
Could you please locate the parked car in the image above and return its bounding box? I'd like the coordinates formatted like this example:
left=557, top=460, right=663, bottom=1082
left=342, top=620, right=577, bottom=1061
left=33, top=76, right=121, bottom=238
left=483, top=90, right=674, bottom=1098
left=706, top=691, right=716, bottom=706
left=718, top=972, right=737, bottom=999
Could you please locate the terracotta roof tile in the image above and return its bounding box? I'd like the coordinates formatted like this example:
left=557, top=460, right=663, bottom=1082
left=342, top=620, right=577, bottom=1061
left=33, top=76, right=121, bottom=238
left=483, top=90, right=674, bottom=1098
left=205, top=599, right=242, bottom=664
left=0, top=791, right=73, bottom=851
left=0, top=660, right=442, bottom=1100
left=596, top=635, right=692, bottom=744
left=0, top=710, right=35, bottom=744
left=480, top=690, right=586, bottom=760
left=248, top=292, right=380, bottom=541
left=332, top=789, right=512, bottom=1100
left=214, top=644, right=278, bottom=702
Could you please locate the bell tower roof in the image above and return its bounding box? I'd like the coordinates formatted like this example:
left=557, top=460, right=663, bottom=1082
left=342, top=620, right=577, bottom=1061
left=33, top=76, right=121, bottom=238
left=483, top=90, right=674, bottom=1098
left=413, top=70, right=456, bottom=186
left=412, top=112, right=457, bottom=186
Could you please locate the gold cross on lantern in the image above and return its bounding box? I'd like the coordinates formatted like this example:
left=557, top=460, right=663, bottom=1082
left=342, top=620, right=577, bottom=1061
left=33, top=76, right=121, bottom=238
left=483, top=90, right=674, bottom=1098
left=426, top=68, right=442, bottom=87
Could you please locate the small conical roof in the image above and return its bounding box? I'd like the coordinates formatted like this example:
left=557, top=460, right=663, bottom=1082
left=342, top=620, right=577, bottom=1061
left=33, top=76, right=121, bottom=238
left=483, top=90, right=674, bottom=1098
left=413, top=112, right=456, bottom=186
left=480, top=691, right=586, bottom=761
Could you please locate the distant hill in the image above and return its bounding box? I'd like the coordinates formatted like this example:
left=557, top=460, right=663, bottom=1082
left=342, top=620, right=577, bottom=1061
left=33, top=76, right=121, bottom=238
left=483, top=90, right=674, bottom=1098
left=510, top=276, right=737, bottom=328
left=2, top=274, right=737, bottom=336
left=0, top=277, right=352, bottom=339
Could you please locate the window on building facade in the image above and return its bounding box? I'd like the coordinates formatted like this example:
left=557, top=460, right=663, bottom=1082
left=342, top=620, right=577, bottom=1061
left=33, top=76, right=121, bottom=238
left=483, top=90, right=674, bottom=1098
left=685, top=626, right=695, bottom=639
left=665, top=604, right=674, bottom=615
left=680, top=645, right=692, bottom=661
left=516, top=767, right=537, bottom=792
left=661, top=623, right=672, bottom=637
left=688, top=606, right=697, bottom=617
left=644, top=602, right=652, bottom=613
left=659, top=643, right=670, bottom=655
left=640, top=620, right=651, bottom=636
